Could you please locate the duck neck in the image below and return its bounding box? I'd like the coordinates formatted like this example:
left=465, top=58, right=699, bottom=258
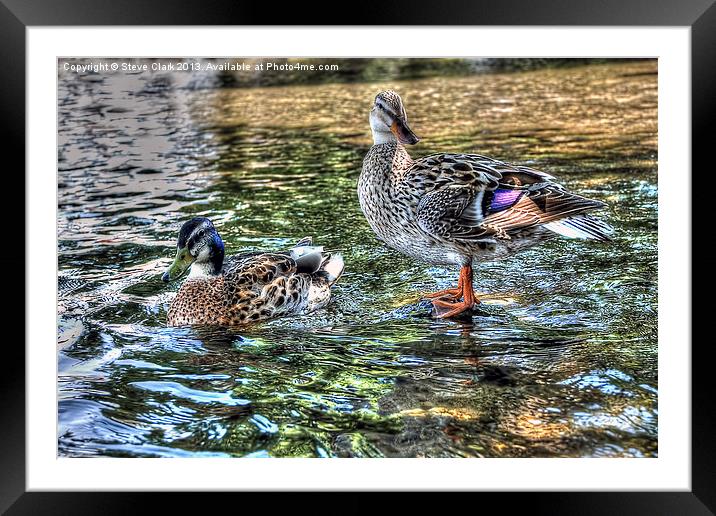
left=188, top=236, right=225, bottom=278
left=188, top=260, right=220, bottom=278
left=365, top=141, right=413, bottom=185
left=388, top=142, right=413, bottom=182
left=372, top=129, right=396, bottom=145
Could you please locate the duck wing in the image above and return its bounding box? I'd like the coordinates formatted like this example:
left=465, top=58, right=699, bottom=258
left=221, top=239, right=344, bottom=322
left=222, top=252, right=297, bottom=293
left=222, top=236, right=343, bottom=288
left=408, top=154, right=609, bottom=241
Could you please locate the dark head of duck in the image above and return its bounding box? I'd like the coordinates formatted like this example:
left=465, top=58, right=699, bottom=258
left=162, top=217, right=225, bottom=282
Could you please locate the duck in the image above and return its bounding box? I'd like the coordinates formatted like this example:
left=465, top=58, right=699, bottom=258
left=357, top=90, right=613, bottom=319
left=161, top=217, right=344, bottom=326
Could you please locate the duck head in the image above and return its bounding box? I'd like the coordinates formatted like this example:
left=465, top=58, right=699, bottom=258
left=369, top=90, right=420, bottom=146
left=162, top=217, right=225, bottom=282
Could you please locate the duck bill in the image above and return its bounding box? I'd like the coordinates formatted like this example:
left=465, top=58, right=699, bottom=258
left=390, top=118, right=420, bottom=145
left=162, top=247, right=194, bottom=282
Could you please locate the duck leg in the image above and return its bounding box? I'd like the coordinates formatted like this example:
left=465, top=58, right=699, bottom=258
left=430, top=264, right=478, bottom=319
left=423, top=273, right=464, bottom=300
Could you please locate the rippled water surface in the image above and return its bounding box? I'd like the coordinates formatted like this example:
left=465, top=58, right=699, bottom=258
left=58, top=60, right=658, bottom=458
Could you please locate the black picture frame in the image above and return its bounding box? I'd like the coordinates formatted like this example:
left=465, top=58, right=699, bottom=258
left=2, top=0, right=710, bottom=513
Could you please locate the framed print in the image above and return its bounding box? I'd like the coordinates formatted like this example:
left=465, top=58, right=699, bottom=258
left=3, top=0, right=712, bottom=513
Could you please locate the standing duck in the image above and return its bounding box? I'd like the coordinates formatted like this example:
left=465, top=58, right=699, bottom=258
left=357, top=90, right=612, bottom=319
left=162, top=217, right=344, bottom=326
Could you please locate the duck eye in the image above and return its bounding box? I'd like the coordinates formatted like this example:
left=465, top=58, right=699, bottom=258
left=377, top=104, right=394, bottom=117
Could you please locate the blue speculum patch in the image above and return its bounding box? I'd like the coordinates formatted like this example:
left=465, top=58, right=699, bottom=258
left=489, top=188, right=523, bottom=212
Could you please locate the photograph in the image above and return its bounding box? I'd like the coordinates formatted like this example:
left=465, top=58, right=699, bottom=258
left=57, top=56, right=658, bottom=459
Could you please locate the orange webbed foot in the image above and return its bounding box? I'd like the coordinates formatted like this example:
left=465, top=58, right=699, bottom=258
left=427, top=264, right=478, bottom=319
left=430, top=298, right=477, bottom=319
left=423, top=287, right=463, bottom=301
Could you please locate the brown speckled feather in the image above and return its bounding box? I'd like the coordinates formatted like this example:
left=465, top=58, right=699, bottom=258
left=167, top=248, right=341, bottom=327
left=406, top=155, right=606, bottom=241
left=359, top=143, right=611, bottom=266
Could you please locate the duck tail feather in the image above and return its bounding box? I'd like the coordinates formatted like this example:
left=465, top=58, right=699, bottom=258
left=543, top=215, right=614, bottom=242
left=321, top=253, right=345, bottom=285
left=290, top=245, right=325, bottom=273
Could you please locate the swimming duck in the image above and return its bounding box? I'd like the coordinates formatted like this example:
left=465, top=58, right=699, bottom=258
left=161, top=217, right=344, bottom=326
left=358, top=90, right=613, bottom=319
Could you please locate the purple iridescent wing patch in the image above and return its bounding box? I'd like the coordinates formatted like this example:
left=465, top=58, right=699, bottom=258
left=489, top=189, right=523, bottom=212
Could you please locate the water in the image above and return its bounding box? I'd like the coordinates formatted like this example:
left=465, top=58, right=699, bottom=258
left=57, top=59, right=658, bottom=458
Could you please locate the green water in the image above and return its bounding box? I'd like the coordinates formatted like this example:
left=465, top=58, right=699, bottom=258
left=58, top=60, right=657, bottom=458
